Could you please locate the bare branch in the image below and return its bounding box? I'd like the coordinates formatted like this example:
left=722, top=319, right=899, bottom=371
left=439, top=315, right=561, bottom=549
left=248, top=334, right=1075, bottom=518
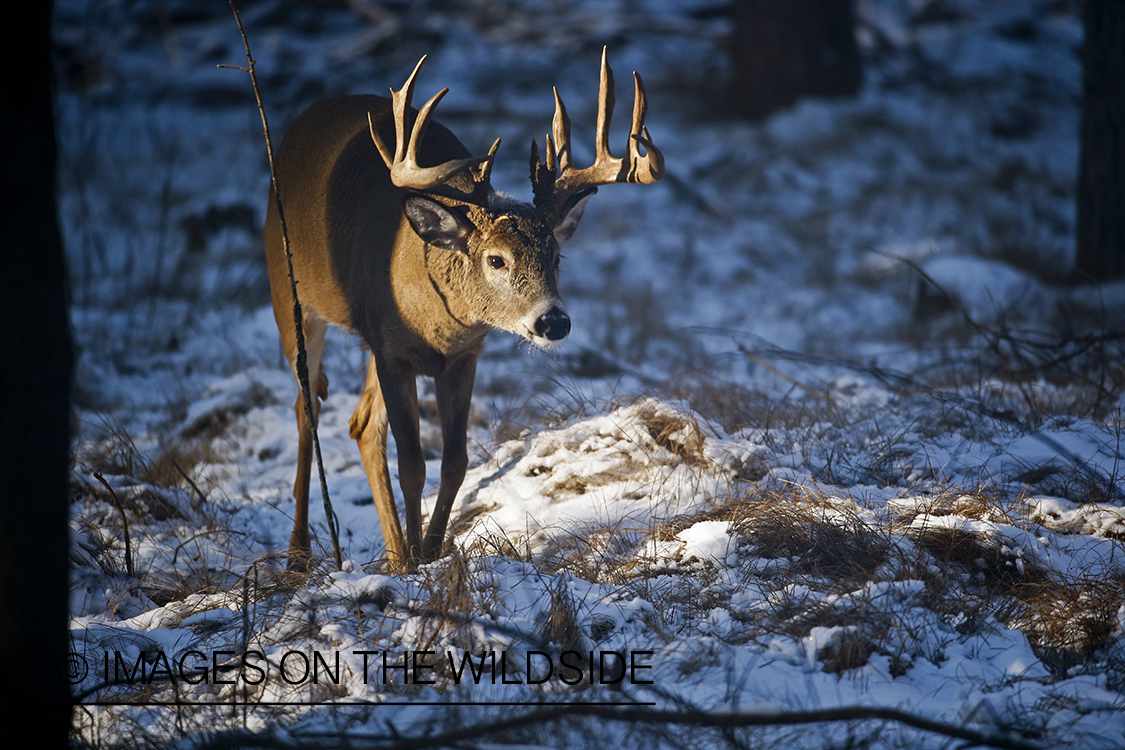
left=222, top=1, right=342, bottom=570
left=94, top=472, right=134, bottom=579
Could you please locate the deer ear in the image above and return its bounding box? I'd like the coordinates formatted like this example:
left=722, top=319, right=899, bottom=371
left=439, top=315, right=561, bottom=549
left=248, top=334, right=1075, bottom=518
left=553, top=188, right=596, bottom=246
left=403, top=195, right=470, bottom=251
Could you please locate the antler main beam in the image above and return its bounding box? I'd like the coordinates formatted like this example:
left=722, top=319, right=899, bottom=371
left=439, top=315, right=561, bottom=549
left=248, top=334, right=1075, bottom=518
left=369, top=56, right=499, bottom=192
left=532, top=47, right=664, bottom=209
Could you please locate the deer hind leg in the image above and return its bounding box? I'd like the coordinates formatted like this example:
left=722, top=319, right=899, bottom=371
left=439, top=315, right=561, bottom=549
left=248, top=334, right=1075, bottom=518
left=349, top=354, right=408, bottom=572
left=285, top=313, right=328, bottom=572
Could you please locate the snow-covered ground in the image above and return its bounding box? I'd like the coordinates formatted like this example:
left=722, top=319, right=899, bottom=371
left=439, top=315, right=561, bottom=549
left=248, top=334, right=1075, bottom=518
left=55, top=1, right=1125, bottom=747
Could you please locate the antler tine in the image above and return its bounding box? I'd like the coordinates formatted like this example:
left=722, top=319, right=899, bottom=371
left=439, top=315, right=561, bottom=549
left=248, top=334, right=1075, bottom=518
left=407, top=84, right=450, bottom=167
left=475, top=137, right=502, bottom=184
left=627, top=72, right=664, bottom=184
left=369, top=112, right=393, bottom=168
left=367, top=55, right=429, bottom=170
left=551, top=88, right=571, bottom=174
left=530, top=137, right=552, bottom=209
left=545, top=133, right=557, bottom=173
left=393, top=55, right=428, bottom=164
left=370, top=55, right=493, bottom=192
left=593, top=46, right=618, bottom=166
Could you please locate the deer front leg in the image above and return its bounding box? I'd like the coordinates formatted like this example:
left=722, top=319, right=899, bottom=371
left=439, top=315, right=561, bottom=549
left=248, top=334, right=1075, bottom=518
left=350, top=355, right=408, bottom=572
left=374, top=355, right=426, bottom=566
left=423, top=353, right=478, bottom=561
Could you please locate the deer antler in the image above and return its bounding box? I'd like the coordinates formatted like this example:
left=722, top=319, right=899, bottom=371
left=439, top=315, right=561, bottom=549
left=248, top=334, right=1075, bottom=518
left=530, top=47, right=664, bottom=210
left=370, top=56, right=500, bottom=193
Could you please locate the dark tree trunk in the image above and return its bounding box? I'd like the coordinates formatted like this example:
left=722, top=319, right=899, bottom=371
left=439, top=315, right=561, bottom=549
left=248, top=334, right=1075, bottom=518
left=732, top=0, right=863, bottom=120
left=1076, top=0, right=1125, bottom=281
left=0, top=2, right=74, bottom=747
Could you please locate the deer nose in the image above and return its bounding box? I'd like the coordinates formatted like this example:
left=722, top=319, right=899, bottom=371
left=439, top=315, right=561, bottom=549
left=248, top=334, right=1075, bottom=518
left=534, top=308, right=571, bottom=341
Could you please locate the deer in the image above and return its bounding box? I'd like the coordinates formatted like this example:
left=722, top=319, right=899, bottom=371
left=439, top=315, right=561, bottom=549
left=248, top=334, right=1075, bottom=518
left=264, top=49, right=663, bottom=572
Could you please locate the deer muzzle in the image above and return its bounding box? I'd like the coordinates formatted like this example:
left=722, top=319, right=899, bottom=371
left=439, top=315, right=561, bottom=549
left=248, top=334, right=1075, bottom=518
left=535, top=306, right=571, bottom=341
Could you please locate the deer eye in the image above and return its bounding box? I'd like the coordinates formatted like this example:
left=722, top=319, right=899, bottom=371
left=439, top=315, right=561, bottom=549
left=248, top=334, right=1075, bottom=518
left=487, top=255, right=507, bottom=270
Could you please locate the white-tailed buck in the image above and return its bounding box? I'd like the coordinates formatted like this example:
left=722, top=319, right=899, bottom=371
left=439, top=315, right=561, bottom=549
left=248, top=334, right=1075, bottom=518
left=265, top=49, right=663, bottom=571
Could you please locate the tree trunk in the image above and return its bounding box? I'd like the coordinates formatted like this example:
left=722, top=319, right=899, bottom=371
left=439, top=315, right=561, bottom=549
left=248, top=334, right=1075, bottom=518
left=0, top=2, right=74, bottom=747
left=732, top=0, right=863, bottom=120
left=1075, top=0, right=1125, bottom=281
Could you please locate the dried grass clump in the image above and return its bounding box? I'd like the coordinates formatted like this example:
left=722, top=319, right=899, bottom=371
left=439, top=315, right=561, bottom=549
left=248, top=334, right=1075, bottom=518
left=535, top=521, right=649, bottom=583
left=71, top=421, right=273, bottom=613
left=78, top=418, right=147, bottom=479
left=674, top=377, right=774, bottom=434
left=1003, top=575, right=1125, bottom=673
left=894, top=489, right=1021, bottom=525
left=816, top=627, right=876, bottom=674
left=729, top=489, right=891, bottom=584
left=908, top=525, right=1050, bottom=595
left=76, top=411, right=224, bottom=512
left=636, top=402, right=707, bottom=464
left=1031, top=465, right=1124, bottom=508
left=140, top=440, right=221, bottom=495
left=544, top=457, right=647, bottom=498
left=666, top=370, right=843, bottom=436
left=488, top=380, right=595, bottom=445
left=417, top=550, right=480, bottom=635
left=406, top=550, right=514, bottom=677
left=652, top=496, right=757, bottom=541
left=143, top=548, right=294, bottom=608
left=905, top=514, right=1124, bottom=671
left=538, top=579, right=586, bottom=653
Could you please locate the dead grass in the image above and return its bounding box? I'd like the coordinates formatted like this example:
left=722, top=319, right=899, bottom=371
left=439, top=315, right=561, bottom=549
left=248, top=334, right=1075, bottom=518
left=665, top=370, right=843, bottom=437
left=488, top=376, right=597, bottom=445
left=721, top=488, right=891, bottom=585
left=77, top=415, right=148, bottom=480
left=535, top=520, right=650, bottom=582
left=921, top=489, right=1022, bottom=523
left=637, top=402, right=707, bottom=464
left=70, top=412, right=277, bottom=615
left=468, top=377, right=1125, bottom=678
left=538, top=578, right=586, bottom=653
left=461, top=366, right=1125, bottom=685
left=410, top=550, right=498, bottom=661
left=1003, top=575, right=1125, bottom=672
left=77, top=412, right=226, bottom=507
left=816, top=627, right=877, bottom=674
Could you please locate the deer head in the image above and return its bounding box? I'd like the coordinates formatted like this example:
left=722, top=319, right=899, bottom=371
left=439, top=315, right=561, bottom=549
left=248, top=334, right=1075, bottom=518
left=368, top=49, right=664, bottom=349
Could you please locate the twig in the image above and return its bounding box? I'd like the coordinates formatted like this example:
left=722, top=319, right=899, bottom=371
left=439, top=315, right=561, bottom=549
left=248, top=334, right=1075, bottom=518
left=170, top=528, right=248, bottom=567
left=171, top=459, right=207, bottom=513
left=865, top=246, right=1125, bottom=403
left=220, top=1, right=343, bottom=569
left=737, top=343, right=833, bottom=404
left=93, top=472, right=134, bottom=579
left=866, top=247, right=1010, bottom=355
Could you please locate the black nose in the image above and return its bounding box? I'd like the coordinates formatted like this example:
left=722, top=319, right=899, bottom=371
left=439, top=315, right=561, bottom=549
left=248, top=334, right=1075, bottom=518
left=535, top=309, right=571, bottom=341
